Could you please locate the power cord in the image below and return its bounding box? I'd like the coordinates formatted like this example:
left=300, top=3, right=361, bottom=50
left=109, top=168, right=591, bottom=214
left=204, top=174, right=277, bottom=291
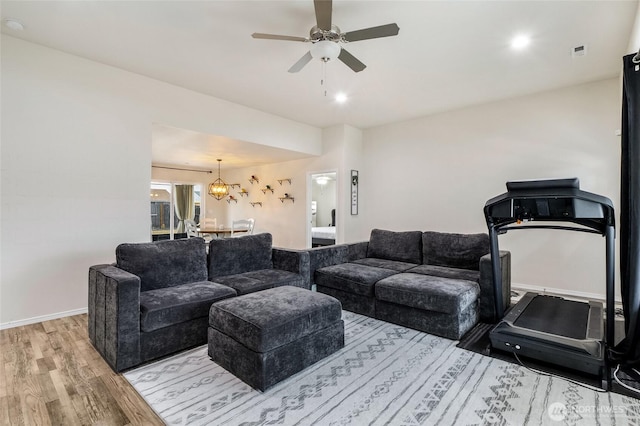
left=613, top=365, right=640, bottom=395
left=513, top=353, right=607, bottom=393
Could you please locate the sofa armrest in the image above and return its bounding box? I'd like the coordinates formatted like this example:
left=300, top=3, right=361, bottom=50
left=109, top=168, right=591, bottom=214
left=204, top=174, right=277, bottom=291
left=479, top=251, right=511, bottom=323
left=346, top=241, right=369, bottom=262
left=272, top=248, right=311, bottom=289
left=307, top=241, right=369, bottom=286
left=88, top=264, right=141, bottom=372
left=308, top=244, right=349, bottom=286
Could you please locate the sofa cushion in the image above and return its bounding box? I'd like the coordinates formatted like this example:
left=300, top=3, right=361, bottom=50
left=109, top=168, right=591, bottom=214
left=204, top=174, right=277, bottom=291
left=209, top=286, right=342, bottom=352
left=367, top=229, right=423, bottom=264
left=408, top=264, right=480, bottom=282
left=208, top=233, right=273, bottom=278
left=212, top=269, right=304, bottom=295
left=351, top=257, right=418, bottom=272
left=375, top=273, right=480, bottom=315
left=315, top=263, right=397, bottom=296
left=140, top=281, right=237, bottom=332
left=422, top=232, right=490, bottom=271
left=116, top=238, right=208, bottom=292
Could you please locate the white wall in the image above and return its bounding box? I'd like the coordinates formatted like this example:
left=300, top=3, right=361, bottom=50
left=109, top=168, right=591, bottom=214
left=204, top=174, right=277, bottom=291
left=199, top=124, right=363, bottom=249
left=362, top=79, right=621, bottom=300
left=0, top=36, right=321, bottom=326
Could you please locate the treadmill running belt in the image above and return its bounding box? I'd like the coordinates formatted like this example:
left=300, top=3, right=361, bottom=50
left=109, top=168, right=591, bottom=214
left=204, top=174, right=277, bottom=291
left=513, top=295, right=590, bottom=339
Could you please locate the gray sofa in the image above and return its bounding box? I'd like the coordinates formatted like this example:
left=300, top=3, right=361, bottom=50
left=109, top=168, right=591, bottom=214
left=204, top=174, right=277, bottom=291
left=88, top=233, right=310, bottom=372
left=309, top=229, right=511, bottom=339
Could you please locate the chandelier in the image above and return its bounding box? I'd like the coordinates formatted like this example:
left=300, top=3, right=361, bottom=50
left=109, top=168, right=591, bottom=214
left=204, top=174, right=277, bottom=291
left=208, top=159, right=229, bottom=200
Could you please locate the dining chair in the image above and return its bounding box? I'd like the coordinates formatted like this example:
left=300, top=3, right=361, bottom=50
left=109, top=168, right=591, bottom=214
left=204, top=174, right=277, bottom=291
left=199, top=218, right=218, bottom=241
left=200, top=218, right=217, bottom=229
left=230, top=218, right=255, bottom=237
left=184, top=219, right=199, bottom=239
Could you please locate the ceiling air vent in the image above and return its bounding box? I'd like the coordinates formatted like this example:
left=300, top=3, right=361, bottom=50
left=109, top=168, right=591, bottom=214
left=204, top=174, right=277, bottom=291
left=571, top=45, right=588, bottom=58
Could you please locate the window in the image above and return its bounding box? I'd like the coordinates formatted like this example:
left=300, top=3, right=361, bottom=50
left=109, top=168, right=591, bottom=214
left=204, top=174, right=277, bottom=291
left=150, top=182, right=202, bottom=241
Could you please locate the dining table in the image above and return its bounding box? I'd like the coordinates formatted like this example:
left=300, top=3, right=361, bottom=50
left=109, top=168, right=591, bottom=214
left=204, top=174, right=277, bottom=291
left=197, top=228, right=247, bottom=238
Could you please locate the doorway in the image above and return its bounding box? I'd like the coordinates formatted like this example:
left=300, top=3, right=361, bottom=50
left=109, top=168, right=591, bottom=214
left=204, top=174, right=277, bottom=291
left=309, top=172, right=337, bottom=247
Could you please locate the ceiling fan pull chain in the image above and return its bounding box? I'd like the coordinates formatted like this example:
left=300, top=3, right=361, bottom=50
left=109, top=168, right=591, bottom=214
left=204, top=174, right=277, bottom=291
left=321, top=59, right=327, bottom=97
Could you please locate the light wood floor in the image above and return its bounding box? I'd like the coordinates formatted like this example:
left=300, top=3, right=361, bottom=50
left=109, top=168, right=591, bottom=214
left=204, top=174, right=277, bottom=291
left=0, top=314, right=163, bottom=425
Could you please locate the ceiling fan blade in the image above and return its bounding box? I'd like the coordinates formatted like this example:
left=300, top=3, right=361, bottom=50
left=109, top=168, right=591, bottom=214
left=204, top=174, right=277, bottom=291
left=343, top=23, right=400, bottom=42
left=288, top=51, right=313, bottom=73
left=252, top=33, right=308, bottom=42
left=314, top=0, right=332, bottom=30
left=338, top=48, right=366, bottom=72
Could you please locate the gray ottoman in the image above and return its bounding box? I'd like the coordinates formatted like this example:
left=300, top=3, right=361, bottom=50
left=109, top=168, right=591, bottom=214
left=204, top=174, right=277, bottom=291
left=208, top=286, right=344, bottom=391
left=374, top=273, right=480, bottom=340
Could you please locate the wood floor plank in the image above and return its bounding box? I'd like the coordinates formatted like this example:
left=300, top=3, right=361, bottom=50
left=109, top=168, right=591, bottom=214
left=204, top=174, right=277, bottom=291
left=4, top=394, right=24, bottom=426
left=19, top=386, right=52, bottom=426
left=100, top=373, right=163, bottom=426
left=1, top=315, right=163, bottom=425
left=0, top=395, right=13, bottom=425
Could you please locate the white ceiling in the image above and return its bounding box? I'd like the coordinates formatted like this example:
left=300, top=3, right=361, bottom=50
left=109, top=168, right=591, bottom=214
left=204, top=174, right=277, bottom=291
left=2, top=0, right=638, bottom=168
left=151, top=123, right=315, bottom=170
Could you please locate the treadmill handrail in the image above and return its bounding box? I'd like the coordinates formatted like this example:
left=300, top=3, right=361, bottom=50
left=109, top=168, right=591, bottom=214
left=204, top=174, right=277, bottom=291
left=496, top=224, right=603, bottom=235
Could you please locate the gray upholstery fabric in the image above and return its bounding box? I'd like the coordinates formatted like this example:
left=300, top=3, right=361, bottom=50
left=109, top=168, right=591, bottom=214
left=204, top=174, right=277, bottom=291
left=375, top=299, right=478, bottom=340
left=212, top=269, right=304, bottom=295
left=141, top=316, right=209, bottom=363
left=140, top=281, right=236, bottom=332
left=317, top=285, right=376, bottom=317
left=351, top=257, right=418, bottom=272
left=208, top=233, right=273, bottom=278
left=479, top=251, right=512, bottom=322
left=367, top=229, right=422, bottom=264
left=272, top=248, right=311, bottom=289
left=315, top=263, right=397, bottom=296
left=90, top=233, right=311, bottom=373
left=305, top=229, right=510, bottom=340
left=422, top=232, right=490, bottom=270
left=347, top=241, right=369, bottom=261
left=408, top=264, right=480, bottom=282
left=208, top=320, right=344, bottom=391
left=88, top=264, right=141, bottom=372
left=116, top=238, right=208, bottom=292
left=308, top=244, right=349, bottom=286
left=209, top=286, right=342, bottom=352
left=375, top=273, right=479, bottom=315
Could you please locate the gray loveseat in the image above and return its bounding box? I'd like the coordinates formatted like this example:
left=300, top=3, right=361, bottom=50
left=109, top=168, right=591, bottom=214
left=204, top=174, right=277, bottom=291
left=309, top=229, right=511, bottom=339
left=88, top=233, right=309, bottom=372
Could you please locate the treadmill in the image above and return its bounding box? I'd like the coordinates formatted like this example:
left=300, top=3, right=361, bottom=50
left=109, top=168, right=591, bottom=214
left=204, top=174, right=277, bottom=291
left=484, top=178, right=615, bottom=378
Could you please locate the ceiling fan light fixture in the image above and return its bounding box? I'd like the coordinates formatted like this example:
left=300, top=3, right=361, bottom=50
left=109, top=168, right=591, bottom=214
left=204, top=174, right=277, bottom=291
left=310, top=40, right=341, bottom=62
left=316, top=176, right=330, bottom=185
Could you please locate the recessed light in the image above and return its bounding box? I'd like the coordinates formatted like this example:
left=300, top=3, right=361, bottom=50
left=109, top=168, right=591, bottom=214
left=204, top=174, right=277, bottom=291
left=3, top=19, right=25, bottom=31
left=335, top=93, right=347, bottom=103
left=511, top=34, right=530, bottom=50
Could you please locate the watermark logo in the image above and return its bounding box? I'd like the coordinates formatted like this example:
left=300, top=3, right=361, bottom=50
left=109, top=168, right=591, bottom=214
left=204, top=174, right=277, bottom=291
left=548, top=402, right=567, bottom=422
left=547, top=402, right=627, bottom=422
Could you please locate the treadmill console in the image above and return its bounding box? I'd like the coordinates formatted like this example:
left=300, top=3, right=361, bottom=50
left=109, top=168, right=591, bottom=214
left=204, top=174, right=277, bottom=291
left=484, top=178, right=613, bottom=227
left=513, top=197, right=575, bottom=222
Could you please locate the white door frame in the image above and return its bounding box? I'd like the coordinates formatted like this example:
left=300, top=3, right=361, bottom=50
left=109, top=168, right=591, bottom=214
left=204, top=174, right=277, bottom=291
left=306, top=169, right=339, bottom=248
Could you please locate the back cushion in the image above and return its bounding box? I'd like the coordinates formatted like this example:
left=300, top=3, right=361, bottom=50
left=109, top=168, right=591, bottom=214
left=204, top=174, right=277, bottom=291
left=422, top=232, right=490, bottom=270
left=116, top=238, right=208, bottom=292
left=367, top=229, right=422, bottom=264
left=208, top=233, right=273, bottom=278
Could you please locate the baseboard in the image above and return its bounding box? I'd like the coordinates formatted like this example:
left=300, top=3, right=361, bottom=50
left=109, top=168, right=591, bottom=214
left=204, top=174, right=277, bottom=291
left=512, top=282, right=622, bottom=305
left=0, top=307, right=88, bottom=330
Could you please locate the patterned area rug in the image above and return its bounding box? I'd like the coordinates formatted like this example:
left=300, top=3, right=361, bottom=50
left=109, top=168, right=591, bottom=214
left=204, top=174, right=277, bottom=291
left=124, top=312, right=640, bottom=425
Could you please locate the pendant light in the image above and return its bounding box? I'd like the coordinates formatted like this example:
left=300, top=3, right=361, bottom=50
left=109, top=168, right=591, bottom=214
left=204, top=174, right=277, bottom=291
left=208, top=159, right=229, bottom=200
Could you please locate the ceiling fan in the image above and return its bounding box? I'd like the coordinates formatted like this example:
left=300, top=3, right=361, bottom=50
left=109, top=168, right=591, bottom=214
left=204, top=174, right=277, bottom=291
left=251, top=0, right=399, bottom=73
